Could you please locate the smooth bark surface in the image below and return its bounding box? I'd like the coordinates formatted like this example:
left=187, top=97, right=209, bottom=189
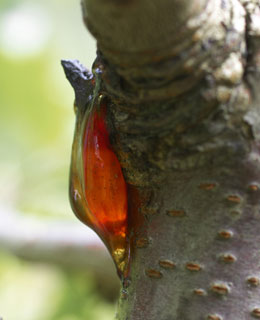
left=65, top=0, right=260, bottom=319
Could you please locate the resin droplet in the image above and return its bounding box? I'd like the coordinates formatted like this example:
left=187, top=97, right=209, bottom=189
left=83, top=100, right=128, bottom=273
left=70, top=98, right=128, bottom=276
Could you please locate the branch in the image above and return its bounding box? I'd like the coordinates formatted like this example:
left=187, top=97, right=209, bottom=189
left=0, top=205, right=116, bottom=277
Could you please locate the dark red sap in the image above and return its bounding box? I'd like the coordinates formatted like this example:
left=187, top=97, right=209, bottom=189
left=70, top=99, right=128, bottom=275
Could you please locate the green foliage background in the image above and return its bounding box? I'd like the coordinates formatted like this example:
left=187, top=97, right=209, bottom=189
left=0, top=1, right=115, bottom=319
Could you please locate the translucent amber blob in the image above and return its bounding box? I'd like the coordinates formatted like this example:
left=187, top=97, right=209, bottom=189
left=69, top=97, right=128, bottom=276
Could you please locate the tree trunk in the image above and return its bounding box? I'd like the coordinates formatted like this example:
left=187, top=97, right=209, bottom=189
left=63, top=0, right=260, bottom=319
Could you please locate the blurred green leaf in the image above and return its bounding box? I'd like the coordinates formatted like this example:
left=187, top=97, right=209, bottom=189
left=0, top=1, right=114, bottom=320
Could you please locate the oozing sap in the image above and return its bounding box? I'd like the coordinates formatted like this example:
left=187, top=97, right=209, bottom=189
left=74, top=99, right=129, bottom=275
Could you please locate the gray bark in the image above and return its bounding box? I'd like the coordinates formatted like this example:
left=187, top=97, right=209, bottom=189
left=64, top=0, right=260, bottom=319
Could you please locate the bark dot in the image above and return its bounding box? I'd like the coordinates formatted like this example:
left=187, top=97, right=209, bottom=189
left=186, top=262, right=202, bottom=271
left=145, top=269, right=163, bottom=279
left=218, top=230, right=233, bottom=239
left=211, top=282, right=230, bottom=295
left=227, top=195, right=241, bottom=203
left=207, top=314, right=223, bottom=320
left=248, top=184, right=259, bottom=192
left=167, top=209, right=186, bottom=217
left=247, top=277, right=260, bottom=286
left=219, top=253, right=237, bottom=263
left=141, top=207, right=157, bottom=215
left=194, top=288, right=207, bottom=296
left=199, top=183, right=217, bottom=190
left=252, top=308, right=260, bottom=318
left=159, top=259, right=176, bottom=269
left=136, top=238, right=149, bottom=248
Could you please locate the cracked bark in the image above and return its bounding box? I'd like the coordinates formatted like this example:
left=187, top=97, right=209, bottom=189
left=63, top=0, right=260, bottom=319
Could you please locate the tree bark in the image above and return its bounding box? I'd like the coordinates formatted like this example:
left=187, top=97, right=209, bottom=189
left=64, top=0, right=260, bottom=319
